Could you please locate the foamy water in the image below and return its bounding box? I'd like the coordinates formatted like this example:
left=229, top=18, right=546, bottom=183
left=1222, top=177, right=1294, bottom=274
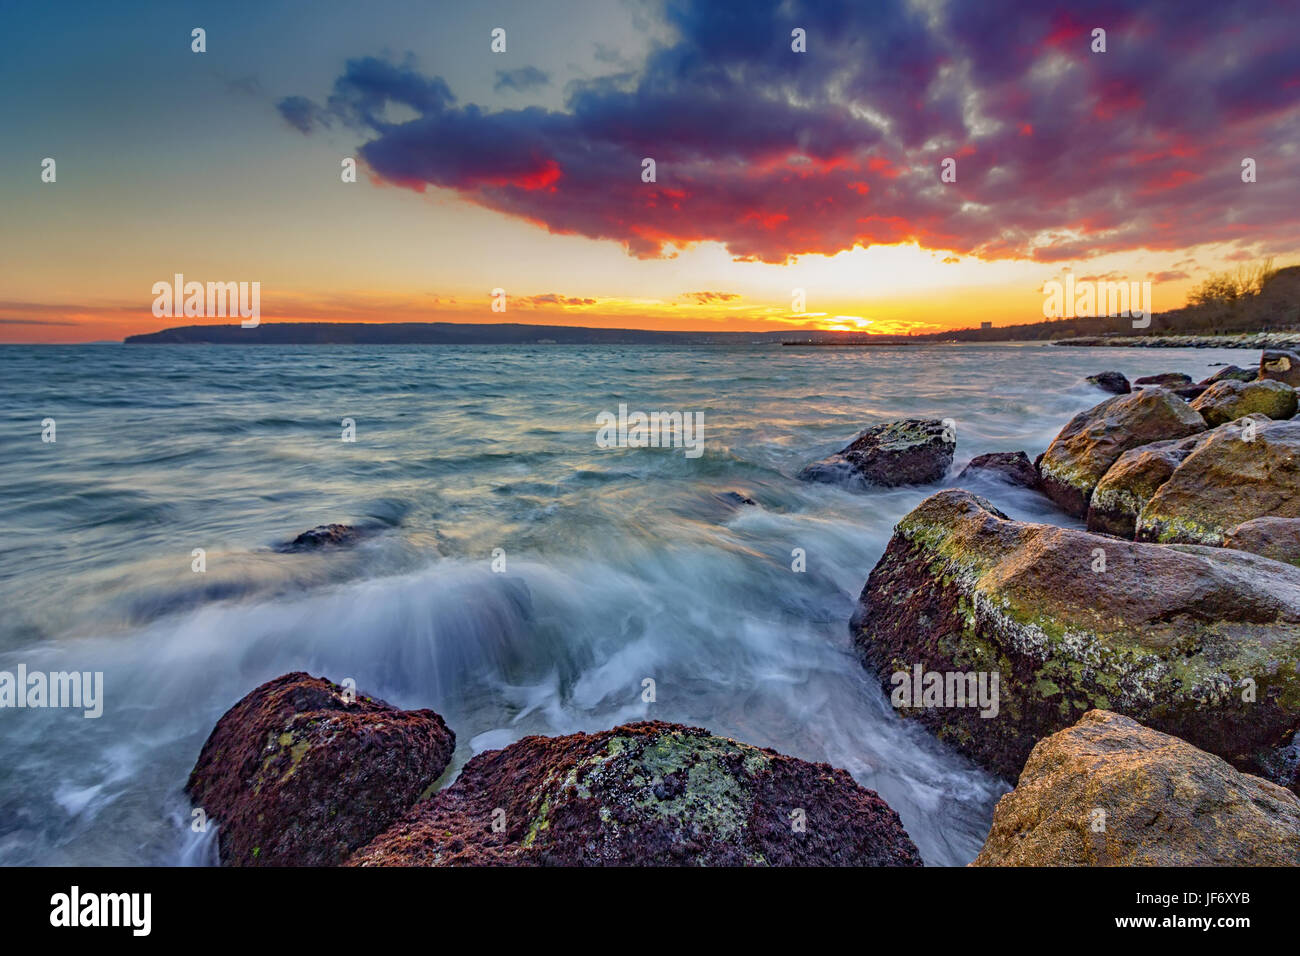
left=0, top=342, right=1249, bottom=865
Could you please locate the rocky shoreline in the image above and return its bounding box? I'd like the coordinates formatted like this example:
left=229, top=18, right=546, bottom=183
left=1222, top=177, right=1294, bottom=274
left=187, top=348, right=1300, bottom=866
left=1055, top=332, right=1300, bottom=349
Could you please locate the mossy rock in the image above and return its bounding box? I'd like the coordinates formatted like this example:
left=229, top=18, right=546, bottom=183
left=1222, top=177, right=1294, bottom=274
left=799, top=418, right=954, bottom=489
left=851, top=490, right=1300, bottom=789
left=1038, top=389, right=1206, bottom=517
left=1085, top=435, right=1203, bottom=539
left=1190, top=378, right=1297, bottom=426
left=187, top=672, right=455, bottom=866
left=1137, top=416, right=1300, bottom=545
left=349, top=721, right=922, bottom=866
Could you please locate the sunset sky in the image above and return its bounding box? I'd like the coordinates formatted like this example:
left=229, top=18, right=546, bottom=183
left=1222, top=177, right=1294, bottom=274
left=2, top=0, right=1297, bottom=343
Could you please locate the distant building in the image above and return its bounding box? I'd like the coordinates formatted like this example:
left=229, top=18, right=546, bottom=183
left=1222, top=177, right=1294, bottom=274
left=980, top=321, right=993, bottom=330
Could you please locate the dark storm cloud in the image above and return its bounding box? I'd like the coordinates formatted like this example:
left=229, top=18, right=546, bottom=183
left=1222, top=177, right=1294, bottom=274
left=278, top=0, right=1300, bottom=263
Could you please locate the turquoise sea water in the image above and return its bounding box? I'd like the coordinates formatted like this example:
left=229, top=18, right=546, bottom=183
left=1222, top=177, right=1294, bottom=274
left=0, top=342, right=1251, bottom=865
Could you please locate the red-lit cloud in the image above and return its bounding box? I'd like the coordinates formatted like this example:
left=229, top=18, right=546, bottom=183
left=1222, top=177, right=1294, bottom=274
left=278, top=0, right=1299, bottom=265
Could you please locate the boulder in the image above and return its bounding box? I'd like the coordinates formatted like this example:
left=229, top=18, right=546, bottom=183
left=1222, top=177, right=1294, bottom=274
left=1037, top=389, right=1206, bottom=517
left=1200, top=365, right=1257, bottom=385
left=1189, top=378, right=1297, bottom=426
left=1222, top=516, right=1300, bottom=567
left=1137, top=416, right=1300, bottom=545
left=971, top=710, right=1300, bottom=866
left=1085, top=435, right=1203, bottom=539
left=798, top=419, right=954, bottom=488
left=851, top=490, right=1300, bottom=786
left=1260, top=349, right=1300, bottom=387
left=349, top=721, right=922, bottom=867
left=187, top=673, right=455, bottom=866
left=957, top=451, right=1040, bottom=488
left=1172, top=383, right=1209, bottom=400
left=1085, top=371, right=1130, bottom=395
left=1133, top=373, right=1192, bottom=387
left=277, top=524, right=365, bottom=553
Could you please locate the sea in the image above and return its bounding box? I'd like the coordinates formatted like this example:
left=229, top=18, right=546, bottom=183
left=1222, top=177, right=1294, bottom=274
left=0, top=341, right=1251, bottom=866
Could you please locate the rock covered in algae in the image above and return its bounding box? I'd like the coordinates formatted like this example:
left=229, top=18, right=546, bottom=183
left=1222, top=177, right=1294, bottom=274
left=187, top=672, right=455, bottom=866
left=348, top=721, right=923, bottom=866
left=851, top=490, right=1300, bottom=788
left=798, top=418, right=955, bottom=489
left=1037, top=388, right=1206, bottom=517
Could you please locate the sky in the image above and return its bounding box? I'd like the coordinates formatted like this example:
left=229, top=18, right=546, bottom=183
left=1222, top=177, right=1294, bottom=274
left=1, top=0, right=1297, bottom=343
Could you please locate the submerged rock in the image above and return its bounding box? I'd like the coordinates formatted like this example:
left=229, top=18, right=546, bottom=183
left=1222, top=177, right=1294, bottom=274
left=716, top=490, right=758, bottom=507
left=1260, top=348, right=1300, bottom=387
left=1137, top=416, right=1300, bottom=544
left=1085, top=371, right=1130, bottom=395
left=957, top=451, right=1040, bottom=488
left=1222, top=516, right=1300, bottom=567
left=349, top=721, right=922, bottom=867
left=187, top=673, right=455, bottom=866
left=1085, top=435, right=1203, bottom=539
left=798, top=419, right=954, bottom=488
left=1133, top=372, right=1192, bottom=387
left=1189, top=377, right=1297, bottom=426
left=277, top=523, right=365, bottom=553
left=1037, top=389, right=1206, bottom=517
left=850, top=490, right=1300, bottom=786
left=971, top=710, right=1300, bottom=866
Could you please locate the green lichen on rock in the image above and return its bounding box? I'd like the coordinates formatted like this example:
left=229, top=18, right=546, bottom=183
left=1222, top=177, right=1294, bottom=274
left=853, top=490, right=1300, bottom=788
left=1190, top=378, right=1297, bottom=426
left=1137, top=416, right=1300, bottom=545
left=1038, top=388, right=1206, bottom=517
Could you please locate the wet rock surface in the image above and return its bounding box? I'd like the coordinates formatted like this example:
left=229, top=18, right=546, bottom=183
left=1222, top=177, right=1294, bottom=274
left=851, top=490, right=1300, bottom=786
left=1085, top=371, right=1130, bottom=395
left=799, top=418, right=954, bottom=488
left=349, top=721, right=923, bottom=866
left=971, top=710, right=1300, bottom=866
left=276, top=523, right=367, bottom=553
left=957, top=451, right=1040, bottom=488
left=187, top=673, right=455, bottom=866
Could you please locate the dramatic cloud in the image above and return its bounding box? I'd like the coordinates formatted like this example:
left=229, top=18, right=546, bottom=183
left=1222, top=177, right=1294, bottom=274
left=278, top=0, right=1300, bottom=264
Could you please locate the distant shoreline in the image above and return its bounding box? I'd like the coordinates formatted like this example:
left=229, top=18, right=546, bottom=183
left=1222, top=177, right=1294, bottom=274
left=110, top=320, right=1300, bottom=349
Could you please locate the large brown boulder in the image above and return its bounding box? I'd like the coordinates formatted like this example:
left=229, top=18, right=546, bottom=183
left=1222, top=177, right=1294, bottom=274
left=1260, top=349, right=1300, bottom=387
left=1037, top=389, right=1206, bottom=517
left=1189, top=378, right=1297, bottom=426
left=187, top=673, right=455, bottom=866
left=798, top=419, right=954, bottom=488
left=1085, top=435, right=1203, bottom=539
left=1223, top=516, right=1300, bottom=567
left=1137, top=416, right=1300, bottom=545
left=851, top=490, right=1300, bottom=787
left=349, top=721, right=922, bottom=867
left=971, top=710, right=1300, bottom=866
